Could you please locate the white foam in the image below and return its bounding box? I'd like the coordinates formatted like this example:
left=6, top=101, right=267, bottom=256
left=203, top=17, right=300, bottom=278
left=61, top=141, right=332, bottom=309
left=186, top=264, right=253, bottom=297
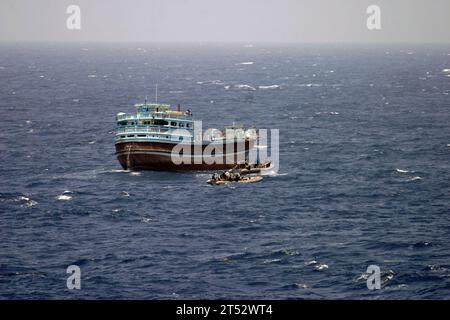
left=305, top=260, right=317, bottom=266
left=408, top=176, right=422, bottom=181
left=261, top=170, right=284, bottom=176
left=238, top=61, right=254, bottom=65
left=396, top=168, right=409, bottom=173
left=442, top=69, right=450, bottom=73
left=315, top=264, right=329, bottom=270
left=235, top=84, right=256, bottom=91
left=25, top=200, right=38, bottom=207
left=57, top=194, right=72, bottom=201
left=258, top=85, right=280, bottom=89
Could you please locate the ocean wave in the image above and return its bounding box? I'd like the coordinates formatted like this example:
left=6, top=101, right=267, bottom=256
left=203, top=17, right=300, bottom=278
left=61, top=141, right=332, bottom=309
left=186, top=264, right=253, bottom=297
left=237, top=61, right=254, bottom=65
left=396, top=168, right=409, bottom=173
left=234, top=84, right=256, bottom=91
left=305, top=259, right=329, bottom=271
left=56, top=191, right=73, bottom=201
left=16, top=196, right=38, bottom=208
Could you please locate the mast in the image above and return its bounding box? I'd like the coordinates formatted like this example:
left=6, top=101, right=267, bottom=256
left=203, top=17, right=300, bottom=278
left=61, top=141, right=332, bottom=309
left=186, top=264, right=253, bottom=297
left=155, top=84, right=158, bottom=104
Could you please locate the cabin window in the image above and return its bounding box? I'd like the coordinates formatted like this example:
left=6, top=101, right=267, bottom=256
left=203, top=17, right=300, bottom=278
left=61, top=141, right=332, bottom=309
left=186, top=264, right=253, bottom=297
left=171, top=121, right=177, bottom=126
left=137, top=134, right=145, bottom=137
left=186, top=123, right=192, bottom=128
left=179, top=123, right=185, bottom=127
left=153, top=119, right=168, bottom=126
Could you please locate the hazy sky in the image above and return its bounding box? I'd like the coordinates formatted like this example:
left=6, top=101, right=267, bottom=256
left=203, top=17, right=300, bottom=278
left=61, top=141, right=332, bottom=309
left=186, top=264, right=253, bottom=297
left=1, top=0, right=449, bottom=43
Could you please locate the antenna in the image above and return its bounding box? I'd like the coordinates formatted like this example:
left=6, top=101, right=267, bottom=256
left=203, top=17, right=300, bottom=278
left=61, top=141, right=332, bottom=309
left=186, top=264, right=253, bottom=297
left=155, top=84, right=158, bottom=104
left=145, top=95, right=148, bottom=105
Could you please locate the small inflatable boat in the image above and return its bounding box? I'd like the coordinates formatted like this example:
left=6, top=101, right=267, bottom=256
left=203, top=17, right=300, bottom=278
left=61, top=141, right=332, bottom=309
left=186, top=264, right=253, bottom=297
left=234, top=161, right=274, bottom=175
left=207, top=176, right=263, bottom=185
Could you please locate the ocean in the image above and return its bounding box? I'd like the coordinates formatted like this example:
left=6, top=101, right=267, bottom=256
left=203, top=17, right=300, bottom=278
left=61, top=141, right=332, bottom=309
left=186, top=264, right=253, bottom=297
left=0, top=43, right=449, bottom=299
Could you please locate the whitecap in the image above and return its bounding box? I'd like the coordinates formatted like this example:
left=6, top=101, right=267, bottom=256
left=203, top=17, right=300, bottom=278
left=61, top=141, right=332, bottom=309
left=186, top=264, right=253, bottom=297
left=315, top=264, right=329, bottom=271
left=263, top=258, right=281, bottom=264
left=235, top=84, right=256, bottom=91
left=238, top=61, right=254, bottom=65
left=396, top=168, right=409, bottom=173
left=88, top=140, right=96, bottom=145
left=297, top=83, right=322, bottom=87
left=121, top=191, right=130, bottom=197
left=16, top=196, right=38, bottom=207
left=25, top=200, right=38, bottom=207
left=87, top=74, right=97, bottom=78
left=442, top=69, right=450, bottom=73
left=305, top=260, right=318, bottom=266
left=130, top=171, right=141, bottom=176
left=258, top=85, right=280, bottom=89
left=57, top=194, right=72, bottom=201
left=408, top=176, right=422, bottom=181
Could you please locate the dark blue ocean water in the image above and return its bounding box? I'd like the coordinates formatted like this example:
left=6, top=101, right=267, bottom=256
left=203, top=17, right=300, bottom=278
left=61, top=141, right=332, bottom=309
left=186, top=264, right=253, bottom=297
left=0, top=43, right=449, bottom=299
